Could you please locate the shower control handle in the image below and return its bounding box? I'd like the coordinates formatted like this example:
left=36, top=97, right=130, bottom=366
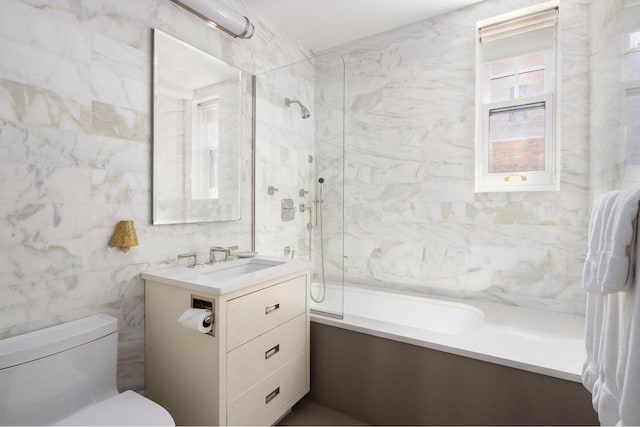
left=299, top=189, right=309, bottom=197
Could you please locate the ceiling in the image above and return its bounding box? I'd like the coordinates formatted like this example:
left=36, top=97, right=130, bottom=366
left=243, top=0, right=485, bottom=53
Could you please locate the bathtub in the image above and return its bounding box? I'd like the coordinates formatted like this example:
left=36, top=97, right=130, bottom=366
left=310, top=284, right=586, bottom=382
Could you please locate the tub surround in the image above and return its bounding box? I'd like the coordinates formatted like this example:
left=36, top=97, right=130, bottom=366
left=310, top=282, right=593, bottom=424
left=0, top=0, right=310, bottom=393
left=310, top=322, right=597, bottom=426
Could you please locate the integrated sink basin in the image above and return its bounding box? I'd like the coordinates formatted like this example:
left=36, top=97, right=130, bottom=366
left=141, top=256, right=310, bottom=296
left=203, top=259, right=284, bottom=280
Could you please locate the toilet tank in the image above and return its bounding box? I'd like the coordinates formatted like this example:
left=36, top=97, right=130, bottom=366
left=0, top=314, right=120, bottom=425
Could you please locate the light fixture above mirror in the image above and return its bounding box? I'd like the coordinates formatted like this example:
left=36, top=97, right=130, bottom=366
left=170, top=0, right=255, bottom=39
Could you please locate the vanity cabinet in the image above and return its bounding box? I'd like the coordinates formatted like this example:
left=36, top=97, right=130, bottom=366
left=144, top=262, right=311, bottom=426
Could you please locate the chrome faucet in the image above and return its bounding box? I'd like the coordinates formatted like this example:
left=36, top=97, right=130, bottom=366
left=177, top=251, right=201, bottom=268
left=208, top=246, right=239, bottom=263
left=284, top=246, right=295, bottom=259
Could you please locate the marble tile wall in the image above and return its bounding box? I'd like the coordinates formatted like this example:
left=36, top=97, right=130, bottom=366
left=0, top=0, right=309, bottom=393
left=255, top=59, right=316, bottom=259
left=314, top=0, right=591, bottom=315
left=311, top=54, right=346, bottom=287
left=253, top=53, right=345, bottom=314
left=589, top=0, right=640, bottom=198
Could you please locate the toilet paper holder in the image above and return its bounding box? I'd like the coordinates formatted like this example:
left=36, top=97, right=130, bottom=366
left=191, top=295, right=215, bottom=337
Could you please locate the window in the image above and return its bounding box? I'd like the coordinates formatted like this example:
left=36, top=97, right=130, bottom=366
left=475, top=2, right=559, bottom=192
left=191, top=97, right=220, bottom=200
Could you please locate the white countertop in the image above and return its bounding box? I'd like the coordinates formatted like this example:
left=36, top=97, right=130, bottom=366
left=141, top=256, right=312, bottom=296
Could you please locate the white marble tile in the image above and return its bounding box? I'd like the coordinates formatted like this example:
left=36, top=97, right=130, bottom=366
left=90, top=170, right=150, bottom=204
left=0, top=238, right=87, bottom=284
left=0, top=78, right=92, bottom=133
left=77, top=134, right=151, bottom=173
left=0, top=0, right=93, bottom=65
left=91, top=101, right=150, bottom=142
left=0, top=163, right=92, bottom=204
left=0, top=36, right=91, bottom=102
left=254, top=58, right=316, bottom=259
left=589, top=0, right=637, bottom=197
left=90, top=33, right=151, bottom=113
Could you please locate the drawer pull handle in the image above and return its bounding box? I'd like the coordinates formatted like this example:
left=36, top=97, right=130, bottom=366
left=265, top=344, right=280, bottom=360
left=265, top=303, right=280, bottom=315
left=265, top=387, right=280, bottom=404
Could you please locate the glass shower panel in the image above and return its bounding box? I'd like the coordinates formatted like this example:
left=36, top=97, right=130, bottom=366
left=309, top=54, right=345, bottom=317
left=255, top=53, right=345, bottom=318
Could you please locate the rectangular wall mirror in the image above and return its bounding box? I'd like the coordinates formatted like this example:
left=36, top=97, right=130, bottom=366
left=153, top=29, right=242, bottom=224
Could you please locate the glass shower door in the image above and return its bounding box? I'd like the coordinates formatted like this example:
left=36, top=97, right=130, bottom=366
left=254, top=53, right=345, bottom=318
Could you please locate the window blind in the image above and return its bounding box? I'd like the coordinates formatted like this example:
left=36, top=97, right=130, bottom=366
left=478, top=5, right=558, bottom=63
left=479, top=9, right=558, bottom=43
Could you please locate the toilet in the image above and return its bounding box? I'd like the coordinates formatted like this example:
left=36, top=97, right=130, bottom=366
left=0, top=314, right=174, bottom=426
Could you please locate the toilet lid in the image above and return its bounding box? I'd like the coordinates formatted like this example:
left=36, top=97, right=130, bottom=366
left=53, top=391, right=175, bottom=426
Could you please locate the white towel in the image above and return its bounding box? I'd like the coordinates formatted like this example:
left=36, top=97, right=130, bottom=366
left=582, top=293, right=603, bottom=391
left=582, top=186, right=640, bottom=426
left=597, top=185, right=640, bottom=293
left=586, top=280, right=640, bottom=426
left=583, top=191, right=619, bottom=293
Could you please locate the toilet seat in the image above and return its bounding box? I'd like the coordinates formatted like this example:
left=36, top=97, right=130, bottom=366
left=53, top=391, right=175, bottom=426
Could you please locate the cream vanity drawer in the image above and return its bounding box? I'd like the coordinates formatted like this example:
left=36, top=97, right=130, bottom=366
left=227, top=313, right=305, bottom=402
left=227, top=275, right=306, bottom=350
left=227, top=352, right=306, bottom=426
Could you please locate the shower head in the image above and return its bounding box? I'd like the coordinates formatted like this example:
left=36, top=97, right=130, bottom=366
left=300, top=105, right=311, bottom=119
left=285, top=97, right=311, bottom=119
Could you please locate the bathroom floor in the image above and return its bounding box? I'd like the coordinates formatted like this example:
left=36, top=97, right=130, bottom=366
left=278, top=398, right=368, bottom=426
